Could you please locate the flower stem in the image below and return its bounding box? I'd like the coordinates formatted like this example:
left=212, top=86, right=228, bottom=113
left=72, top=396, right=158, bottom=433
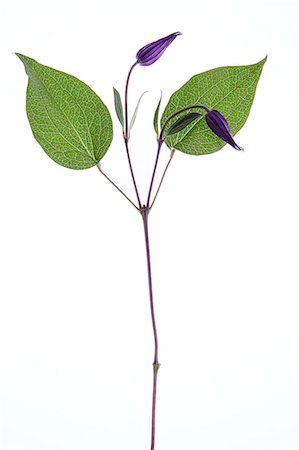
left=141, top=205, right=159, bottom=450
left=124, top=137, right=142, bottom=209
left=146, top=140, right=163, bottom=208
left=150, top=149, right=175, bottom=210
left=123, top=62, right=142, bottom=208
left=124, top=62, right=138, bottom=139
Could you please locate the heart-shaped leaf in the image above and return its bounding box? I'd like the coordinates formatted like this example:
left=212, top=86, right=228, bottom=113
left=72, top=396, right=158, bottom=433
left=161, top=57, right=266, bottom=155
left=17, top=53, right=113, bottom=170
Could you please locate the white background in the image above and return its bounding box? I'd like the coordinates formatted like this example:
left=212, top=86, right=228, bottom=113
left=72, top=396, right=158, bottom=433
left=0, top=0, right=298, bottom=449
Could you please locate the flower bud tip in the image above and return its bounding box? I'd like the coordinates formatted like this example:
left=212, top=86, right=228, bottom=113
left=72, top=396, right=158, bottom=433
left=136, top=32, right=182, bottom=67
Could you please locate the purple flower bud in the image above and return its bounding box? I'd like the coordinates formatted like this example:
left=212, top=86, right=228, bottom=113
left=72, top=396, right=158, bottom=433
left=205, top=109, right=244, bottom=151
left=136, top=32, right=182, bottom=66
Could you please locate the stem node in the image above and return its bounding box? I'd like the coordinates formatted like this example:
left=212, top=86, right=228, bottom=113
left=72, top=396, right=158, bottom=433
left=153, top=363, right=161, bottom=374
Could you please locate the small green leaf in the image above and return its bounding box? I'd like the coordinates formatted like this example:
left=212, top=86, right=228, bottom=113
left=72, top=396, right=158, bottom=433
left=161, top=57, right=267, bottom=155
left=113, top=87, right=124, bottom=128
left=154, top=363, right=161, bottom=373
left=153, top=91, right=162, bottom=136
left=165, top=112, right=202, bottom=136
left=129, top=91, right=148, bottom=131
left=17, top=53, right=113, bottom=170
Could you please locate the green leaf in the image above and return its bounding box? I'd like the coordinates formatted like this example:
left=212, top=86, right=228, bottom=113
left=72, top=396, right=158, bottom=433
left=129, top=91, right=148, bottom=131
left=113, top=87, right=124, bottom=128
left=161, top=57, right=267, bottom=155
left=17, top=53, right=113, bottom=170
left=153, top=91, right=162, bottom=136
left=165, top=112, right=202, bottom=136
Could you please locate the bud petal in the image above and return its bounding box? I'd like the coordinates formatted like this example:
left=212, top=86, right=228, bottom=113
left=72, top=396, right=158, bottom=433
left=136, top=32, right=182, bottom=66
left=205, top=109, right=243, bottom=151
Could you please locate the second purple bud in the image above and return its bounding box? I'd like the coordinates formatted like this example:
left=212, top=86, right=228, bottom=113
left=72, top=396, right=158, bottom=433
left=205, top=109, right=244, bottom=151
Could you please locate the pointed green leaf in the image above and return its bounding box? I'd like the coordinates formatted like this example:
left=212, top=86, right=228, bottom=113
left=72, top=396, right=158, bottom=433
left=129, top=91, right=148, bottom=131
left=16, top=53, right=113, bottom=170
left=165, top=112, right=202, bottom=136
left=161, top=57, right=267, bottom=155
left=113, top=87, right=124, bottom=128
left=153, top=91, right=162, bottom=136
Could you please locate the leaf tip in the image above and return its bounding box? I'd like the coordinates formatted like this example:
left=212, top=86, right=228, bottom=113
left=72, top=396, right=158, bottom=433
left=259, top=55, right=268, bottom=66
left=15, top=53, right=31, bottom=68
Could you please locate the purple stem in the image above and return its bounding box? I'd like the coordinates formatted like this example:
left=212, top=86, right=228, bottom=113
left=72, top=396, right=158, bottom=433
left=124, top=137, right=142, bottom=209
left=145, top=104, right=208, bottom=206
left=149, top=149, right=175, bottom=210
left=146, top=140, right=163, bottom=208
left=124, top=62, right=138, bottom=139
left=141, top=205, right=159, bottom=450
left=123, top=62, right=141, bottom=208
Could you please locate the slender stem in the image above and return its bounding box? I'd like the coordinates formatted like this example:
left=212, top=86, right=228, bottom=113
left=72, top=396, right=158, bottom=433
left=148, top=104, right=206, bottom=209
left=97, top=164, right=139, bottom=211
left=123, top=62, right=142, bottom=209
left=141, top=206, right=159, bottom=450
left=150, top=149, right=175, bottom=210
left=124, top=62, right=138, bottom=139
left=124, top=138, right=142, bottom=209
left=146, top=140, right=163, bottom=208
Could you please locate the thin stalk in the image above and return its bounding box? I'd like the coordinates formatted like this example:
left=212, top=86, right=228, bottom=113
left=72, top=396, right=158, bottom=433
left=141, top=206, right=159, bottom=450
left=124, top=62, right=138, bottom=139
left=150, top=149, right=175, bottom=210
left=146, top=140, right=163, bottom=208
left=97, top=164, right=139, bottom=211
left=146, top=103, right=208, bottom=208
left=124, top=137, right=142, bottom=209
left=123, top=62, right=142, bottom=208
